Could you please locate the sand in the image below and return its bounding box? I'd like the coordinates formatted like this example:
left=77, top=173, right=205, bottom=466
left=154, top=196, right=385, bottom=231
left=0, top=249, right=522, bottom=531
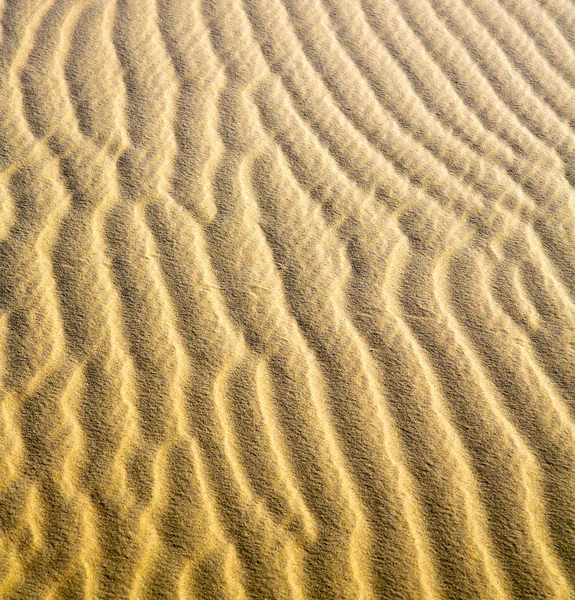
left=0, top=0, right=575, bottom=597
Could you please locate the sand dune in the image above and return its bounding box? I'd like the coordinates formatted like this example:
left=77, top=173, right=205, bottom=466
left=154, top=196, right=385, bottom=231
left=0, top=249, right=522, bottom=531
left=0, top=0, right=575, bottom=597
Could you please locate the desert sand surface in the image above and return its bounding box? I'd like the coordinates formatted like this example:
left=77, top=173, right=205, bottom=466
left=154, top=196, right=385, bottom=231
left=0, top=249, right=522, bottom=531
left=1, top=0, right=575, bottom=598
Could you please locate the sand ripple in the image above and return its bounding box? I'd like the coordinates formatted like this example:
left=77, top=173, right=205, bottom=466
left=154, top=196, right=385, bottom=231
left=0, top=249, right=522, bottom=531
left=0, top=0, right=575, bottom=597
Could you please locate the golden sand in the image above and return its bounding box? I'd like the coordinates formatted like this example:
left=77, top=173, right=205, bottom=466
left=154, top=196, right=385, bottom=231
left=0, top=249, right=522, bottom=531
left=1, top=0, right=575, bottom=597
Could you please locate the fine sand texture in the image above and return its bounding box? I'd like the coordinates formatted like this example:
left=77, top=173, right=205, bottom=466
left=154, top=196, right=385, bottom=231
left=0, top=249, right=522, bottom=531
left=1, top=0, right=575, bottom=598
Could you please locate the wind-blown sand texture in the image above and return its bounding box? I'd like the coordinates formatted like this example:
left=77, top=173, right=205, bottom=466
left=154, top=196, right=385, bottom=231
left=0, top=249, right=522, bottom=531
left=1, top=0, right=575, bottom=598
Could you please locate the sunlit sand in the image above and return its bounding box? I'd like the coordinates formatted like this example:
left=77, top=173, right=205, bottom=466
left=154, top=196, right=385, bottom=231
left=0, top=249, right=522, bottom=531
left=1, top=0, right=575, bottom=597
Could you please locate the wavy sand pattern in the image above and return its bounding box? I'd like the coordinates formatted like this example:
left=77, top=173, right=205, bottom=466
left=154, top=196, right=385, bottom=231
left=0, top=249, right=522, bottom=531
left=0, top=0, right=574, bottom=597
